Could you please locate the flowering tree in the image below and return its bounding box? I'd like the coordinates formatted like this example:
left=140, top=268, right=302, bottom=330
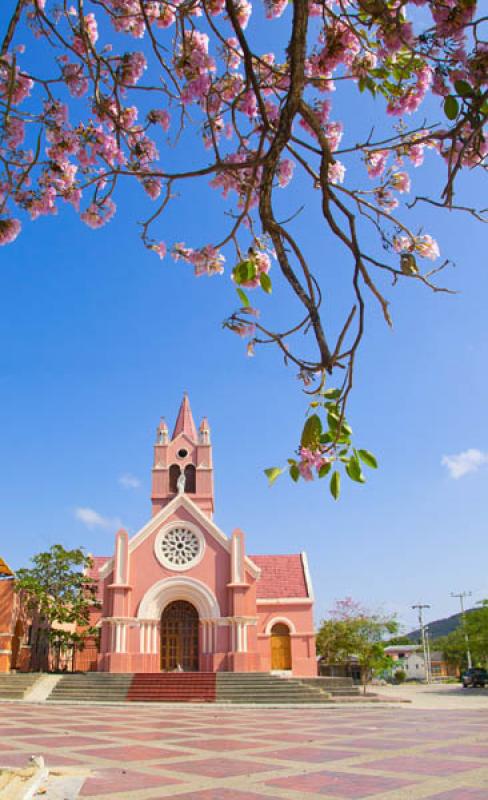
left=317, top=598, right=398, bottom=692
left=1, top=0, right=486, bottom=497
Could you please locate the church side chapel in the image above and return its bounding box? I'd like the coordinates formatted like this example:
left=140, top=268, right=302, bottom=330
left=91, top=395, right=317, bottom=676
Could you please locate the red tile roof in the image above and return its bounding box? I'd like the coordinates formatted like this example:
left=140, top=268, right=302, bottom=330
left=250, top=554, right=309, bottom=599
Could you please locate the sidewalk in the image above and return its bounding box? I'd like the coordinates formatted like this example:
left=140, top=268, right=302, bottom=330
left=372, top=682, right=488, bottom=710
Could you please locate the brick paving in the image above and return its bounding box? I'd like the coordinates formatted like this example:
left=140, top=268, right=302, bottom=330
left=1, top=703, right=488, bottom=799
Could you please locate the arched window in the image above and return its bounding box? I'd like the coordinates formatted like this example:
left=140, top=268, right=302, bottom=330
left=184, top=464, right=196, bottom=493
left=169, top=464, right=181, bottom=494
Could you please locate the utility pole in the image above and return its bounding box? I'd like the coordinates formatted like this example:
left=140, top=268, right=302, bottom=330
left=425, top=626, right=432, bottom=682
left=412, top=604, right=431, bottom=683
left=451, top=591, right=473, bottom=669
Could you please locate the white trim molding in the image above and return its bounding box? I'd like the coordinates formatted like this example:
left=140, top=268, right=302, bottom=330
left=137, top=576, right=221, bottom=621
left=264, top=616, right=297, bottom=635
left=301, top=551, right=314, bottom=600
left=99, top=494, right=261, bottom=580
left=256, top=597, right=313, bottom=606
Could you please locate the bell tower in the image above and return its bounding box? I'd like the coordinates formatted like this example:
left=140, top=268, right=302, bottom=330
left=151, top=394, right=215, bottom=518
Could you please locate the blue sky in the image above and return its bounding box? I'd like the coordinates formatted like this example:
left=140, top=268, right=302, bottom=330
left=1, top=2, right=487, bottom=634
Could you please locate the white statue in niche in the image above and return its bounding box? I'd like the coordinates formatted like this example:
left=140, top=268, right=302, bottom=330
left=176, top=471, right=186, bottom=494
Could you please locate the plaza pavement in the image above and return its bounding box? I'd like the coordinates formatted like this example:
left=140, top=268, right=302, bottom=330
left=1, top=694, right=488, bottom=799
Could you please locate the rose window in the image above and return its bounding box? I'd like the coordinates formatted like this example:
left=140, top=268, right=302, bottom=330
left=159, top=527, right=201, bottom=569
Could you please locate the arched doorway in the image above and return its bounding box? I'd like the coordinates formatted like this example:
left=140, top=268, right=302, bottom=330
left=160, top=600, right=199, bottom=671
left=270, top=622, right=291, bottom=670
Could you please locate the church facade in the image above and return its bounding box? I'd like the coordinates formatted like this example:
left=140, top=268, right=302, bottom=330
left=91, top=395, right=317, bottom=676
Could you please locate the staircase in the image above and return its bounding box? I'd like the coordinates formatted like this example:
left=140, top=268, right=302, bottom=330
left=127, top=673, right=216, bottom=702
left=298, top=677, right=360, bottom=698
left=48, top=673, right=133, bottom=703
left=216, top=673, right=331, bottom=703
left=0, top=673, right=41, bottom=700
left=42, top=672, right=359, bottom=704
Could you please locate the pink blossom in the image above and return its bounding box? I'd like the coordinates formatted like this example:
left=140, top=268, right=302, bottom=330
left=374, top=188, right=398, bottom=211
left=0, top=217, right=21, bottom=246
left=298, top=447, right=329, bottom=481
left=225, top=38, right=242, bottom=70
left=152, top=241, right=166, bottom=259
left=366, top=150, right=389, bottom=178
left=325, top=122, right=343, bottom=152
left=4, top=117, right=25, bottom=148
left=148, top=109, right=170, bottom=132
left=390, top=171, right=411, bottom=193
left=328, top=161, right=346, bottom=184
left=239, top=90, right=258, bottom=119
left=264, top=0, right=288, bottom=19
left=142, top=178, right=161, bottom=199
left=119, top=52, right=147, bottom=86
left=277, top=159, right=295, bottom=188
left=393, top=234, right=440, bottom=260
left=72, top=13, right=99, bottom=55
left=173, top=243, right=225, bottom=277
left=235, top=0, right=252, bottom=28
left=387, top=65, right=433, bottom=116
left=0, top=64, right=33, bottom=105
left=62, top=63, right=88, bottom=97
left=80, top=198, right=117, bottom=229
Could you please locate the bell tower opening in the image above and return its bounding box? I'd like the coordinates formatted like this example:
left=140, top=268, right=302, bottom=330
left=160, top=600, right=199, bottom=672
left=151, top=394, right=215, bottom=517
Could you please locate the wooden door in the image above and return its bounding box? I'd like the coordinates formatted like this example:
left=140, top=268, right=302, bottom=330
left=160, top=601, right=199, bottom=671
left=270, top=623, right=291, bottom=670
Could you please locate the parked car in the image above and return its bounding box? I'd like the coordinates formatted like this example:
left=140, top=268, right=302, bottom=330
left=461, top=668, right=488, bottom=688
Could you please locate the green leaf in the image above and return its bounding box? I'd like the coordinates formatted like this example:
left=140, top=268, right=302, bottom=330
left=264, top=467, right=283, bottom=486
left=454, top=79, right=473, bottom=98
left=444, top=96, right=459, bottom=120
left=259, top=273, right=272, bottom=294
left=330, top=470, right=340, bottom=500
left=357, top=449, right=378, bottom=469
left=318, top=462, right=331, bottom=478
left=346, top=456, right=365, bottom=483
left=289, top=464, right=300, bottom=482
left=233, top=260, right=255, bottom=285
left=301, top=413, right=322, bottom=449
left=323, top=388, right=341, bottom=399
left=237, top=287, right=250, bottom=307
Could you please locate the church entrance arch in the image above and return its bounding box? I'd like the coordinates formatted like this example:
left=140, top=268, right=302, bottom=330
left=160, top=600, right=199, bottom=672
left=270, top=622, right=291, bottom=670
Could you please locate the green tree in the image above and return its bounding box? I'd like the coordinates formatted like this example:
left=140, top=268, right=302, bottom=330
left=316, top=599, right=398, bottom=694
left=15, top=545, right=99, bottom=671
left=436, top=630, right=467, bottom=672
left=436, top=601, right=488, bottom=671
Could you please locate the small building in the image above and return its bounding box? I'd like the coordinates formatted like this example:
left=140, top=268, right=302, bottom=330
left=0, top=558, right=32, bottom=673
left=384, top=644, right=458, bottom=680
left=384, top=645, right=427, bottom=679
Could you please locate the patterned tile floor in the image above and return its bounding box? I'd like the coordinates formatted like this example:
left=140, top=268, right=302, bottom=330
left=1, top=703, right=488, bottom=799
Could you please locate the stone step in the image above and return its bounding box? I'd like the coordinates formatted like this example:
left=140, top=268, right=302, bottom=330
left=48, top=674, right=133, bottom=702
left=0, top=673, right=42, bottom=699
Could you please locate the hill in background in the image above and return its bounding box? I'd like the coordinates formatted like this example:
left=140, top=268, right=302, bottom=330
left=408, top=609, right=476, bottom=642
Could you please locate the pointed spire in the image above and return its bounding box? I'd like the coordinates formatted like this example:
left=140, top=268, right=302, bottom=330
left=172, top=393, right=197, bottom=441
left=156, top=417, right=168, bottom=444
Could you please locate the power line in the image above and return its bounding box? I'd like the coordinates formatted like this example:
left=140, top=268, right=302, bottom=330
left=451, top=591, right=473, bottom=669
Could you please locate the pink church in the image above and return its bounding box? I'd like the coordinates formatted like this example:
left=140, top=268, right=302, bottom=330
left=91, top=395, right=317, bottom=677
